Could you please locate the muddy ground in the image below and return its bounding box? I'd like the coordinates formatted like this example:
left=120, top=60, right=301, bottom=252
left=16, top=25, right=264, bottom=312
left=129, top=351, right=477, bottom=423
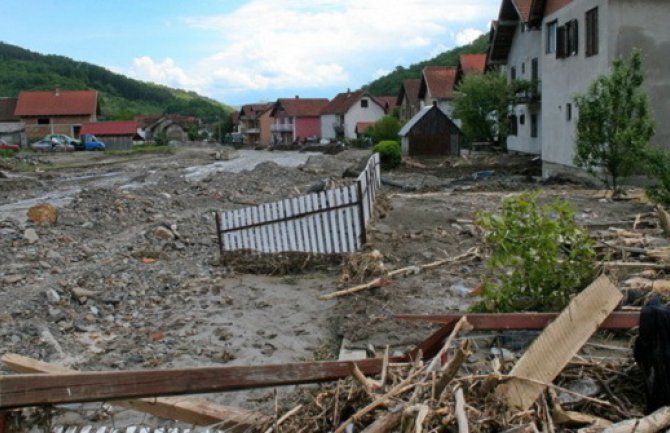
left=0, top=145, right=654, bottom=429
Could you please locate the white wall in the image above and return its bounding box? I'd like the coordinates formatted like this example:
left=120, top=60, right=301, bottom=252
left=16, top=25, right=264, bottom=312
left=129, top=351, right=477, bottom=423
left=343, top=97, right=385, bottom=139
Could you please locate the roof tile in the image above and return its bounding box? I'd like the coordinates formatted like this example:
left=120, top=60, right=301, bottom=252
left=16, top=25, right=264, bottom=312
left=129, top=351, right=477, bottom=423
left=15, top=90, right=98, bottom=117
left=80, top=121, right=138, bottom=136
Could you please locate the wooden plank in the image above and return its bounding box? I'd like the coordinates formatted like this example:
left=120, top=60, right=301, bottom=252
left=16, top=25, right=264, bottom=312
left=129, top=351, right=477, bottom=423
left=291, top=197, right=304, bottom=252
left=0, top=354, right=267, bottom=430
left=320, top=191, right=333, bottom=253
left=270, top=203, right=281, bottom=252
left=302, top=196, right=315, bottom=253
left=298, top=196, right=312, bottom=253
left=394, top=312, right=640, bottom=330
left=257, top=204, right=269, bottom=253
left=334, top=188, right=347, bottom=252
left=327, top=189, right=341, bottom=253
left=284, top=199, right=297, bottom=251
left=311, top=193, right=325, bottom=254
left=496, top=275, right=622, bottom=411
left=250, top=206, right=260, bottom=252
left=0, top=357, right=397, bottom=409
left=344, top=186, right=356, bottom=251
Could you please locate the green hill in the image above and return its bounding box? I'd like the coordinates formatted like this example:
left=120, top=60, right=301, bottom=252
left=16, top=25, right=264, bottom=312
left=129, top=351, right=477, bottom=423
left=0, top=42, right=232, bottom=123
left=365, top=34, right=489, bottom=96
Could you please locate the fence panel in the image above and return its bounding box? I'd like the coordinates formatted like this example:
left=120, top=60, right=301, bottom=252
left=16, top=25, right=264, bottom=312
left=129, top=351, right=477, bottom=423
left=216, top=153, right=381, bottom=256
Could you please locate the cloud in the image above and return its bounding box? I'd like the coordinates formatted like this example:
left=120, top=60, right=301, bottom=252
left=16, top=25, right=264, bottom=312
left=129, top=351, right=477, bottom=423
left=122, top=0, right=496, bottom=102
left=454, top=28, right=485, bottom=46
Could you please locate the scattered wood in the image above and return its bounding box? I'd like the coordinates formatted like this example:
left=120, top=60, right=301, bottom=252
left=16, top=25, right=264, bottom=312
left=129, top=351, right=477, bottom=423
left=657, top=205, right=670, bottom=238
left=360, top=411, right=403, bottom=433
left=320, top=247, right=479, bottom=300
left=455, top=387, right=469, bottom=433
left=395, top=312, right=639, bottom=330
left=601, top=406, right=670, bottom=433
left=434, top=339, right=472, bottom=398
left=0, top=356, right=403, bottom=409
left=496, top=275, right=623, bottom=411
left=262, top=404, right=302, bottom=433
left=603, top=261, right=670, bottom=270
left=0, top=353, right=268, bottom=430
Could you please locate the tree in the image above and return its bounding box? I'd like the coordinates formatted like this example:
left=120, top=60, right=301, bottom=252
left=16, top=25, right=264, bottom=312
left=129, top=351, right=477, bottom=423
left=452, top=72, right=513, bottom=147
left=369, top=115, right=401, bottom=143
left=574, top=49, right=655, bottom=191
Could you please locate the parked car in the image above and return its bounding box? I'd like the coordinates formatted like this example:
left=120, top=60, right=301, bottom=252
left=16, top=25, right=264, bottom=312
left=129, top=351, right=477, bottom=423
left=0, top=139, right=20, bottom=152
left=44, top=134, right=80, bottom=148
left=30, top=138, right=74, bottom=152
left=79, top=134, right=106, bottom=151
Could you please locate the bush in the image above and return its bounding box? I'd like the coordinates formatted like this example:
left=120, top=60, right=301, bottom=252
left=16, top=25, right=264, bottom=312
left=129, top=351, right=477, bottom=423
left=370, top=116, right=401, bottom=144
left=373, top=140, right=401, bottom=169
left=474, top=191, right=596, bottom=312
left=646, top=148, right=670, bottom=205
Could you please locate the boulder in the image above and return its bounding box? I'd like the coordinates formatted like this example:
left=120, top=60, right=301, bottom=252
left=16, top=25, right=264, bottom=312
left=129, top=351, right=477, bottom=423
left=27, top=203, right=58, bottom=225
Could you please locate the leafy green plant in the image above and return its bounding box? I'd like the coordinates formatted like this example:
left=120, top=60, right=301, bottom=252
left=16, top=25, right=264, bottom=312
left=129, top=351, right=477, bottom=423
left=373, top=140, right=401, bottom=169
left=370, top=116, right=401, bottom=144
left=645, top=147, right=670, bottom=205
left=0, top=149, right=17, bottom=158
left=474, top=192, right=596, bottom=312
left=574, top=49, right=655, bottom=192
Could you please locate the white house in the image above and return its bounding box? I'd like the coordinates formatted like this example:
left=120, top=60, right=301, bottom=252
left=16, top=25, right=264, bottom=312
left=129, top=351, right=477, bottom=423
left=320, top=90, right=387, bottom=140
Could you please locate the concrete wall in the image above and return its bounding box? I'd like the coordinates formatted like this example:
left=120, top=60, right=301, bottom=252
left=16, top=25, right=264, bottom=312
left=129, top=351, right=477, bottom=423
left=320, top=114, right=339, bottom=139
left=506, top=24, right=542, bottom=155
left=343, top=96, right=385, bottom=139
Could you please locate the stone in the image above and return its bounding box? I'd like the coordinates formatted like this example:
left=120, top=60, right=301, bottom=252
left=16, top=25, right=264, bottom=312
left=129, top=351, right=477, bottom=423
left=23, top=228, right=39, bottom=243
left=154, top=226, right=175, bottom=241
left=82, top=222, right=94, bottom=229
left=45, top=289, right=61, bottom=304
left=27, top=203, right=58, bottom=225
left=3, top=275, right=23, bottom=285
left=71, top=287, right=98, bottom=299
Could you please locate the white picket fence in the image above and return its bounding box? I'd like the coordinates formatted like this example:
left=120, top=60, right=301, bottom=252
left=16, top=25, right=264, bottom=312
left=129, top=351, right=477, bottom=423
left=215, top=153, right=381, bottom=256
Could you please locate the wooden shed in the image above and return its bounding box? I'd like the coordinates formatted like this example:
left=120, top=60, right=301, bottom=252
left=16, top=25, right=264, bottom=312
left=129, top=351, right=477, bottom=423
left=398, top=104, right=462, bottom=157
left=80, top=121, right=139, bottom=151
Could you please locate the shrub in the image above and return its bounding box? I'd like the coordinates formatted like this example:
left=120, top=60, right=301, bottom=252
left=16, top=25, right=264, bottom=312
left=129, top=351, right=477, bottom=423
left=370, top=116, right=401, bottom=144
left=474, top=191, right=596, bottom=312
left=646, top=147, right=670, bottom=205
left=373, top=140, right=401, bottom=169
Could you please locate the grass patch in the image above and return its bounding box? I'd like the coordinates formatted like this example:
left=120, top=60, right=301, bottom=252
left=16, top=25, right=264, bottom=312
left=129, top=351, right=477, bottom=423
left=105, top=144, right=175, bottom=156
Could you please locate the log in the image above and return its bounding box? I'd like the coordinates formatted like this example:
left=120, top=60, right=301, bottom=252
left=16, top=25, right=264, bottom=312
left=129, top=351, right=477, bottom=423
left=0, top=355, right=395, bottom=409
left=496, top=275, right=622, bottom=411
left=0, top=354, right=268, bottom=430
left=602, top=406, right=670, bottom=433
left=361, top=411, right=403, bottom=433
left=395, top=312, right=639, bottom=330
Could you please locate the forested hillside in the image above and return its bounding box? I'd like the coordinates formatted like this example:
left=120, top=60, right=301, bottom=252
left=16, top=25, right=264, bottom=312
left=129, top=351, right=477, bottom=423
left=0, top=42, right=232, bottom=122
left=365, top=34, right=489, bottom=96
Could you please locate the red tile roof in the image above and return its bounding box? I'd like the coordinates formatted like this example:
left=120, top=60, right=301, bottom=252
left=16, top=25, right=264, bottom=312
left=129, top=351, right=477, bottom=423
left=15, top=90, right=98, bottom=117
left=459, top=54, right=487, bottom=75
left=80, top=121, right=138, bottom=136
left=374, top=96, right=397, bottom=112
left=397, top=79, right=422, bottom=106
left=322, top=90, right=384, bottom=115
left=544, top=0, right=572, bottom=16
left=421, top=66, right=458, bottom=99
left=511, top=0, right=533, bottom=21
left=273, top=98, right=330, bottom=117
left=239, top=103, right=273, bottom=120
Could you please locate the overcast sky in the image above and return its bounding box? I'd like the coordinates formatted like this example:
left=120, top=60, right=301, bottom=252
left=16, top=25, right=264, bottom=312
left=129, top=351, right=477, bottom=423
left=1, top=0, right=499, bottom=106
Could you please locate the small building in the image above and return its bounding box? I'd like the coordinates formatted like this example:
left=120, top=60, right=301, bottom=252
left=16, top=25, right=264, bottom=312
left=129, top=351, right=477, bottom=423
left=396, top=79, right=422, bottom=123
left=14, top=90, right=98, bottom=142
left=238, top=103, right=272, bottom=146
left=0, top=97, right=26, bottom=147
left=80, top=121, right=140, bottom=150
left=270, top=97, right=329, bottom=144
left=398, top=104, right=463, bottom=157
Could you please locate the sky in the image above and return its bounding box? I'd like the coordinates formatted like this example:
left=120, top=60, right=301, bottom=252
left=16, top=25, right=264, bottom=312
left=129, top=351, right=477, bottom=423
left=1, top=0, right=500, bottom=107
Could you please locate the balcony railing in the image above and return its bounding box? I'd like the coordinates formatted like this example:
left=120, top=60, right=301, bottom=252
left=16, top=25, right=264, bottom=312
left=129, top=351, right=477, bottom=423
left=241, top=127, right=260, bottom=134
left=271, top=123, right=294, bottom=132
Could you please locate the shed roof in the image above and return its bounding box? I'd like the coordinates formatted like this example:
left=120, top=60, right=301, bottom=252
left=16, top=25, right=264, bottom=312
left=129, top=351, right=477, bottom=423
left=15, top=90, right=98, bottom=117
left=459, top=54, right=487, bottom=75
left=396, top=79, right=422, bottom=106
left=272, top=98, right=330, bottom=117
left=398, top=104, right=460, bottom=137
left=419, top=66, right=458, bottom=100
left=81, top=121, right=138, bottom=136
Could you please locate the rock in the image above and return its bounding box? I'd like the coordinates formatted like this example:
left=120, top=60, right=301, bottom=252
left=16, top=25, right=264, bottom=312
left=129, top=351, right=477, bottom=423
left=45, top=289, right=61, bottom=304
left=154, top=226, right=175, bottom=241
left=71, top=287, right=98, bottom=299
left=81, top=222, right=94, bottom=229
left=214, top=151, right=222, bottom=160
left=3, top=275, right=23, bottom=285
left=46, top=250, right=62, bottom=260
left=27, top=203, right=58, bottom=225
left=23, top=228, right=39, bottom=243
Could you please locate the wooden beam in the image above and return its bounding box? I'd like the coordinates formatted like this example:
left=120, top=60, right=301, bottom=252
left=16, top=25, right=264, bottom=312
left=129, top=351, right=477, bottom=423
left=496, top=275, right=622, bottom=411
left=395, top=312, right=639, bottom=330
left=1, top=354, right=267, bottom=430
left=0, top=357, right=393, bottom=409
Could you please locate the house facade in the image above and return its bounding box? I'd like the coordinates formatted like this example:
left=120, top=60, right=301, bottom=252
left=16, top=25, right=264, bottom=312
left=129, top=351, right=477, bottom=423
left=0, top=97, right=26, bottom=147
left=238, top=103, right=272, bottom=146
left=489, top=0, right=670, bottom=176
left=320, top=90, right=386, bottom=140
left=14, top=90, right=98, bottom=142
left=396, top=79, right=422, bottom=123
left=270, top=97, right=329, bottom=144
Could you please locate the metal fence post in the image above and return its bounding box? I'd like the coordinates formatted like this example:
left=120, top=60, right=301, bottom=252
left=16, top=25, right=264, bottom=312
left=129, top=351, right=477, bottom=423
left=214, top=211, right=225, bottom=263
left=356, top=180, right=367, bottom=245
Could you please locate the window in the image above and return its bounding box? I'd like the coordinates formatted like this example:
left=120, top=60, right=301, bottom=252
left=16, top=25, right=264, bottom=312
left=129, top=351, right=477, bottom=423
left=586, top=8, right=599, bottom=56
left=510, top=66, right=516, bottom=81
left=566, top=103, right=572, bottom=121
left=521, top=62, right=526, bottom=75
left=546, top=20, right=557, bottom=54
left=531, top=58, right=539, bottom=82
left=509, top=115, right=518, bottom=136
left=360, top=99, right=369, bottom=108
left=530, top=114, right=538, bottom=138
left=566, top=20, right=579, bottom=56
left=38, top=118, right=49, bottom=125
left=520, top=114, right=526, bottom=125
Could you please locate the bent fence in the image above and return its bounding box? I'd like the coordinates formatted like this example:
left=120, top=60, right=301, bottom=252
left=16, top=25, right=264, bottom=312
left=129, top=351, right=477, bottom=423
left=215, top=153, right=380, bottom=257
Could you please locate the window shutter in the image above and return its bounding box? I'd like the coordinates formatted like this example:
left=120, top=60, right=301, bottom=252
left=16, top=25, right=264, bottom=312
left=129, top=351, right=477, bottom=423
left=556, top=25, right=566, bottom=59
left=572, top=20, right=579, bottom=55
